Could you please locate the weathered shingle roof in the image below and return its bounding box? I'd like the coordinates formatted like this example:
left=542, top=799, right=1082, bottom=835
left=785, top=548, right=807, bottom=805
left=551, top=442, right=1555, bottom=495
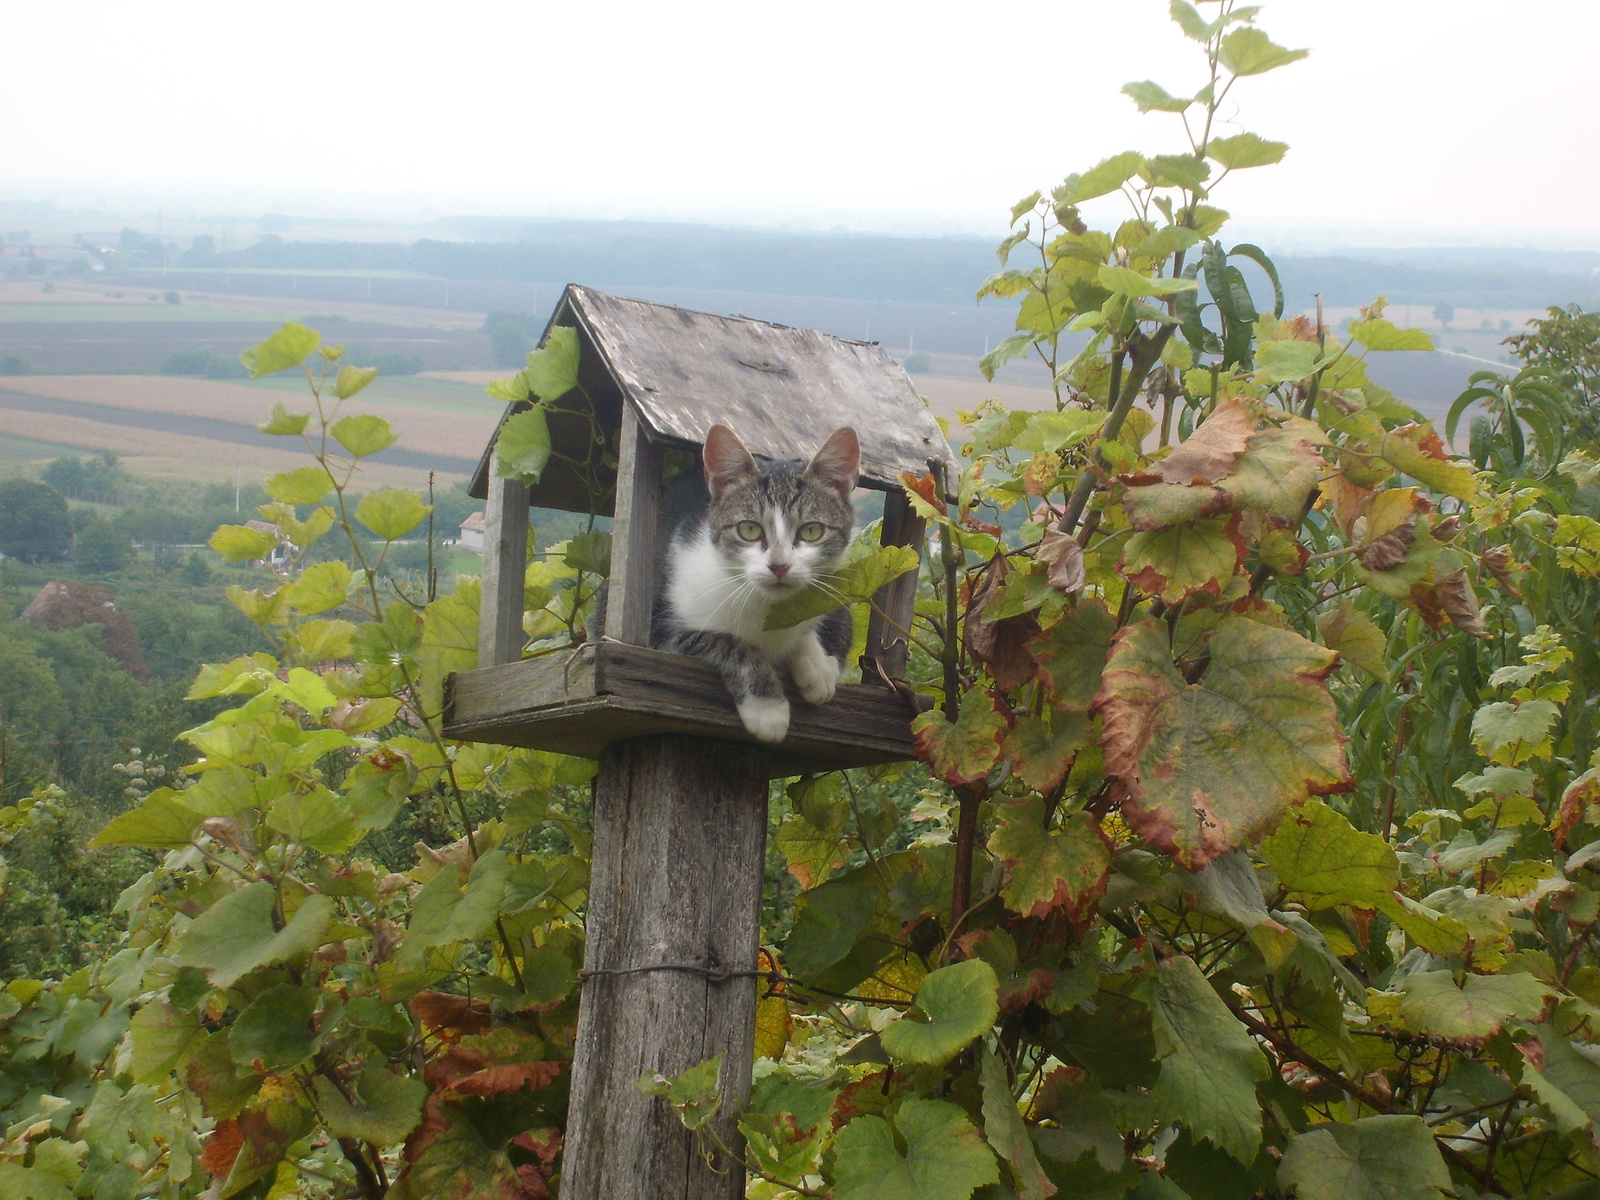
left=469, top=285, right=952, bottom=506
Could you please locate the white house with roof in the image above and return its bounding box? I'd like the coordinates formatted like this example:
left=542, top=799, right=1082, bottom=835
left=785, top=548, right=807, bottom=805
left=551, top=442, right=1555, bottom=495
left=458, top=511, right=486, bottom=552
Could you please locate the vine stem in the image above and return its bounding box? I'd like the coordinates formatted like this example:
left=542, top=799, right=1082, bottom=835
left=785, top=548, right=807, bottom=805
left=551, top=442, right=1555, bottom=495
left=1056, top=325, right=1176, bottom=538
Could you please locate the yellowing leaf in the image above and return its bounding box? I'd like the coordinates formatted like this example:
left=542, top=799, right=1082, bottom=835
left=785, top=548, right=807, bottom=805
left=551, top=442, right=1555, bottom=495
left=331, top=413, right=397, bottom=457
left=332, top=364, right=380, bottom=400
left=209, top=524, right=277, bottom=563
left=357, top=490, right=431, bottom=542
left=1096, top=617, right=1349, bottom=868
left=1400, top=970, right=1550, bottom=1040
left=240, top=322, right=319, bottom=376
left=880, top=960, right=1000, bottom=1066
left=1121, top=516, right=1244, bottom=603
left=988, top=801, right=1110, bottom=920
left=1259, top=800, right=1398, bottom=909
left=912, top=688, right=1005, bottom=787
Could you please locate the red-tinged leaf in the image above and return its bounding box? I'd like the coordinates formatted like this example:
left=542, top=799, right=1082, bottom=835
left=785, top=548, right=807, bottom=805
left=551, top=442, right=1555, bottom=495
left=963, top=511, right=1004, bottom=536
left=1094, top=616, right=1351, bottom=868
left=411, top=991, right=493, bottom=1041
left=1218, top=414, right=1329, bottom=522
left=913, top=689, right=1006, bottom=787
left=1029, top=599, right=1116, bottom=711
left=1481, top=545, right=1523, bottom=596
left=1121, top=515, right=1246, bottom=604
left=832, top=1069, right=894, bottom=1129
left=1002, top=710, right=1093, bottom=793
left=988, top=800, right=1112, bottom=920
left=1121, top=479, right=1231, bottom=531
left=200, top=1119, right=244, bottom=1180
left=443, top=1061, right=564, bottom=1099
left=1322, top=472, right=1375, bottom=539
left=512, top=1129, right=563, bottom=1163
left=903, top=471, right=945, bottom=514
left=1037, top=529, right=1086, bottom=595
left=1556, top=769, right=1600, bottom=850
left=390, top=1102, right=551, bottom=1200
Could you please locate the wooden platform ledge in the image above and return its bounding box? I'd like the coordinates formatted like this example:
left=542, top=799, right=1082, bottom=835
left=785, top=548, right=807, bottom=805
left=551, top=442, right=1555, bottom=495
left=444, top=643, right=919, bottom=777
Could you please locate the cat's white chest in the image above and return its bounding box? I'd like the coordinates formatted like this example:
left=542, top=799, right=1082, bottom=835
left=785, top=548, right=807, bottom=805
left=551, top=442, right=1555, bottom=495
left=666, top=533, right=812, bottom=659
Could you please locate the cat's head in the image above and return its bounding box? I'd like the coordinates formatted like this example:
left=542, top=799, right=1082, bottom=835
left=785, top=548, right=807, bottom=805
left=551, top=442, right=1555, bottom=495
left=701, top=424, right=859, bottom=596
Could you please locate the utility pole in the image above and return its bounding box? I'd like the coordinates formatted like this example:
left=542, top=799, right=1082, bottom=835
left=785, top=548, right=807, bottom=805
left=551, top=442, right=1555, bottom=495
left=235, top=464, right=241, bottom=513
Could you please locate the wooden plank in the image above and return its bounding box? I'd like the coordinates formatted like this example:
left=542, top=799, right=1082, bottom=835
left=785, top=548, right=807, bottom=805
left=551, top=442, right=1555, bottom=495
left=860, top=486, right=926, bottom=684
left=477, top=450, right=529, bottom=668
left=563, top=737, right=768, bottom=1200
left=603, top=401, right=662, bottom=646
left=444, top=644, right=918, bottom=775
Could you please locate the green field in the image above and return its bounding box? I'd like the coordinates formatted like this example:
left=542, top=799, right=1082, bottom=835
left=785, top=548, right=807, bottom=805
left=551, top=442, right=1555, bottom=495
left=0, top=303, right=303, bottom=324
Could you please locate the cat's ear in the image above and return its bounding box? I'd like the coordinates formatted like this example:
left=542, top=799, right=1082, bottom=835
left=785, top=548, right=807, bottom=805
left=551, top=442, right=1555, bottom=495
left=703, top=424, right=759, bottom=497
left=805, top=427, right=860, bottom=496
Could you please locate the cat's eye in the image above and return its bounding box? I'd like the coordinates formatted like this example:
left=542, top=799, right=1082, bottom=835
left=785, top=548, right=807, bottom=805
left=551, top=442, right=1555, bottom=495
left=736, top=520, right=764, bottom=542
left=797, top=521, right=826, bottom=542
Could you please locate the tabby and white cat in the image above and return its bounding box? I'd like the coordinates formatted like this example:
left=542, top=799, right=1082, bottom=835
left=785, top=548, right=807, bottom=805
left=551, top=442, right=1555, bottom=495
left=653, top=424, right=860, bottom=743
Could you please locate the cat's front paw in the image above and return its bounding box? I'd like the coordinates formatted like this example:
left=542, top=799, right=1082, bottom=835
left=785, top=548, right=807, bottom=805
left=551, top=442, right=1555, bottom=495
left=738, top=696, right=790, bottom=743
left=791, top=647, right=841, bottom=706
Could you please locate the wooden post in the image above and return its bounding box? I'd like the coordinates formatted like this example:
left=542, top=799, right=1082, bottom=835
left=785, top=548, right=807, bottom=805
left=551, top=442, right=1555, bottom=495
left=478, top=450, right=529, bottom=668
left=860, top=487, right=926, bottom=683
left=604, top=401, right=663, bottom=646
left=562, top=736, right=769, bottom=1200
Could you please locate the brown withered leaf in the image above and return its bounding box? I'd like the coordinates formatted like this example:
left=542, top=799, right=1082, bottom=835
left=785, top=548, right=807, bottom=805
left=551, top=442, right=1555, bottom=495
left=1435, top=568, right=1489, bottom=637
left=965, top=554, right=1040, bottom=690
left=1321, top=472, right=1375, bottom=540
left=1481, top=545, right=1523, bottom=596
left=963, top=511, right=1003, bottom=537
left=1151, top=396, right=1259, bottom=485
left=903, top=471, right=945, bottom=514
left=1037, top=529, right=1086, bottom=595
left=1358, top=516, right=1417, bottom=570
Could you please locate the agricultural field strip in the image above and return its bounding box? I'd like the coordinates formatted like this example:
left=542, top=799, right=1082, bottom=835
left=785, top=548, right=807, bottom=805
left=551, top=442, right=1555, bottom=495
left=0, top=407, right=442, bottom=490
left=0, top=304, right=302, bottom=324
left=0, top=376, right=498, bottom=463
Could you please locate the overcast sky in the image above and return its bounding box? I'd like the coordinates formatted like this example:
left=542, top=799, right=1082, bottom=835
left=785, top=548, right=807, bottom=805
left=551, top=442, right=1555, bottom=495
left=5, top=0, right=1597, bottom=247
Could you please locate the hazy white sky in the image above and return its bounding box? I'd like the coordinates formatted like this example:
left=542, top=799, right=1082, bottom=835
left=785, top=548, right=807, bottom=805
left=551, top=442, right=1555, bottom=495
left=5, top=0, right=1597, bottom=246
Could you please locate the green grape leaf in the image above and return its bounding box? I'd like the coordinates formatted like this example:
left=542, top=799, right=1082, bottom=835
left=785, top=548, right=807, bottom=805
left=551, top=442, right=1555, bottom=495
left=1253, top=338, right=1324, bottom=385
left=1123, top=79, right=1195, bottom=113
left=332, top=364, right=380, bottom=400
left=1001, top=709, right=1092, bottom=792
left=783, top=877, right=880, bottom=977
left=265, top=465, right=336, bottom=505
left=833, top=1099, right=999, bottom=1200
left=912, top=687, right=1006, bottom=787
left=494, top=406, right=552, bottom=484
left=1317, top=601, right=1389, bottom=682
left=1099, top=265, right=1199, bottom=297
left=258, top=399, right=310, bottom=436
left=265, top=787, right=359, bottom=854
left=1168, top=0, right=1211, bottom=41
left=1012, top=409, right=1108, bottom=453
left=208, top=523, right=277, bottom=563
left=764, top=544, right=918, bottom=630
left=1348, top=318, right=1434, bottom=353
left=1206, top=132, right=1289, bottom=170
left=1151, top=954, right=1268, bottom=1163
left=988, top=800, right=1110, bottom=920
left=1258, top=800, right=1398, bottom=909
left=331, top=413, right=397, bottom=457
left=1120, top=516, right=1245, bottom=603
left=1218, top=27, right=1308, bottom=77
left=1096, top=617, right=1350, bottom=868
left=1029, top=598, right=1116, bottom=710
left=356, top=489, right=431, bottom=541
left=281, top=560, right=352, bottom=615
left=1277, top=1115, right=1451, bottom=1200
left=239, top=322, right=319, bottom=376
left=89, top=788, right=203, bottom=849
left=1399, top=970, right=1550, bottom=1040
left=0, top=1164, right=74, bottom=1200
left=229, top=984, right=319, bottom=1071
left=776, top=812, right=848, bottom=890
left=176, top=883, right=335, bottom=988
left=126, top=999, right=202, bottom=1085
left=525, top=323, right=581, bottom=401
left=313, top=1065, right=427, bottom=1146
left=1063, top=151, right=1148, bottom=204
left=416, top=577, right=480, bottom=720
left=979, top=1050, right=1055, bottom=1200
left=1472, top=699, right=1560, bottom=766
left=880, top=959, right=1000, bottom=1066
left=1520, top=1031, right=1600, bottom=1136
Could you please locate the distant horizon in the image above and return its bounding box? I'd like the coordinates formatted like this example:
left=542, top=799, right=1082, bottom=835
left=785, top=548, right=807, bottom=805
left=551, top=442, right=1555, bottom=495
left=4, top=182, right=1600, bottom=260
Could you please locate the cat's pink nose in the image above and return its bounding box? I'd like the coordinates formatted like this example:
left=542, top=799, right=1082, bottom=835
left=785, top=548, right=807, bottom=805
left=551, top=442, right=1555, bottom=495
left=769, top=562, right=791, bottom=579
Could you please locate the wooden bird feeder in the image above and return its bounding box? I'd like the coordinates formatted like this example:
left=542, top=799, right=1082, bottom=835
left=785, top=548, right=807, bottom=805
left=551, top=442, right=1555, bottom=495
left=443, top=285, right=950, bottom=1200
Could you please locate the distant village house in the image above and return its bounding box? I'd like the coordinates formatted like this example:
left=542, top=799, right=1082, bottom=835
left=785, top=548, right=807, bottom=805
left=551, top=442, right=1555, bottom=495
left=458, top=511, right=486, bottom=553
